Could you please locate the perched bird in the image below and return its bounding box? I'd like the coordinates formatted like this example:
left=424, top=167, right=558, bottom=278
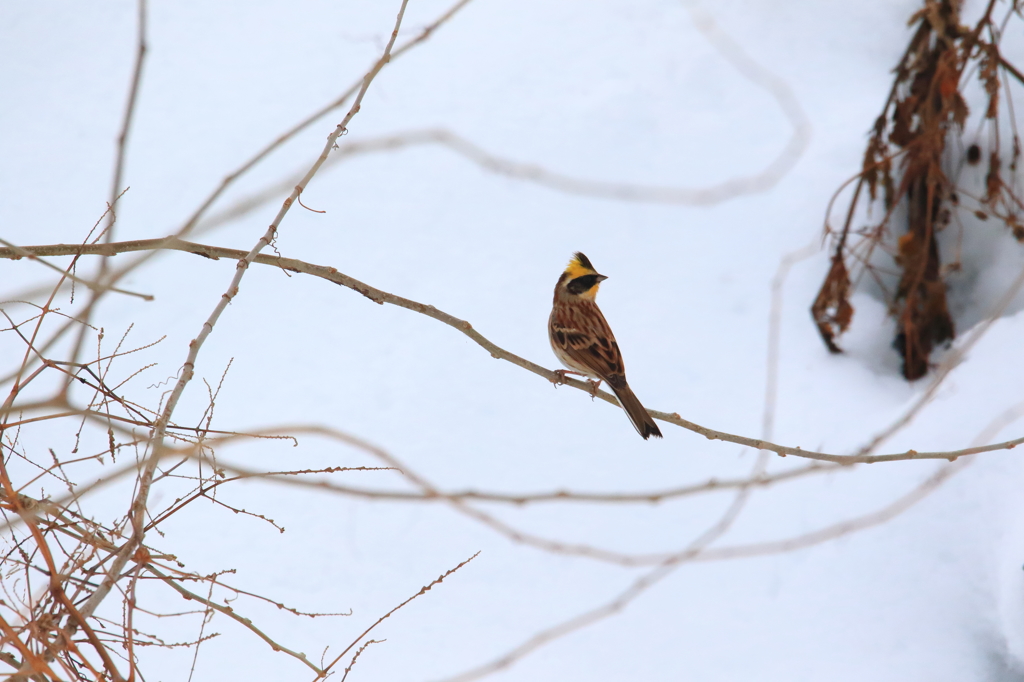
left=548, top=252, right=662, bottom=440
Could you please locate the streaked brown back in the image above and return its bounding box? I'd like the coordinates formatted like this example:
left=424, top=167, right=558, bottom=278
left=549, top=297, right=625, bottom=380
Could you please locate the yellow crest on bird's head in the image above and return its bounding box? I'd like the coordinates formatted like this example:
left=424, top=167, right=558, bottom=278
left=561, top=252, right=606, bottom=299
left=564, top=251, right=597, bottom=279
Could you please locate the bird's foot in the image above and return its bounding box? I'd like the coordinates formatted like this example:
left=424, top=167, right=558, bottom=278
left=586, top=378, right=603, bottom=399
left=551, top=369, right=586, bottom=387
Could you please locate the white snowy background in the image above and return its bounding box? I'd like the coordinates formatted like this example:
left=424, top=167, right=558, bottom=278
left=3, top=0, right=1024, bottom=680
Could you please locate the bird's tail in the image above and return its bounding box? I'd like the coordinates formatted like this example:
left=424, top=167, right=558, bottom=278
left=607, top=375, right=662, bottom=440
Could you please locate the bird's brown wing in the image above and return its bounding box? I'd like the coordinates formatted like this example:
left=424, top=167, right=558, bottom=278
left=550, top=299, right=662, bottom=439
left=549, top=299, right=625, bottom=378
left=549, top=297, right=662, bottom=439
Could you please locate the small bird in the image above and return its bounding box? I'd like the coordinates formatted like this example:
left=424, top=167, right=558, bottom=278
left=548, top=252, right=662, bottom=440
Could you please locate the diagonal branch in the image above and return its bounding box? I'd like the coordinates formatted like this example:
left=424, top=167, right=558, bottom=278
left=2, top=237, right=1020, bottom=466
left=317, top=552, right=479, bottom=680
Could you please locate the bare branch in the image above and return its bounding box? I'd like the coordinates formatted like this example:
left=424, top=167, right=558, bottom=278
left=5, top=238, right=1020, bottom=466
left=0, top=236, right=152, bottom=301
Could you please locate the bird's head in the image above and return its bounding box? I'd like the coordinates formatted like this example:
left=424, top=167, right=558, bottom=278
left=558, top=252, right=607, bottom=300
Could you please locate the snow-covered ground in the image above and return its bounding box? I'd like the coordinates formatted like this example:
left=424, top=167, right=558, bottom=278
left=3, top=0, right=1024, bottom=679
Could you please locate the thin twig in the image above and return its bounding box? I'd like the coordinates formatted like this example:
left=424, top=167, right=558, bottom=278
left=102, top=0, right=148, bottom=252
left=145, top=564, right=323, bottom=676
left=318, top=552, right=480, bottom=680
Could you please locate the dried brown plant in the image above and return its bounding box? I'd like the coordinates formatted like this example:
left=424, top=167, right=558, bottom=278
left=812, top=0, right=1024, bottom=379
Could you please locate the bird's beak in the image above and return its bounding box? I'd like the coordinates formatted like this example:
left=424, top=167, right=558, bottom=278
left=596, top=274, right=608, bottom=282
